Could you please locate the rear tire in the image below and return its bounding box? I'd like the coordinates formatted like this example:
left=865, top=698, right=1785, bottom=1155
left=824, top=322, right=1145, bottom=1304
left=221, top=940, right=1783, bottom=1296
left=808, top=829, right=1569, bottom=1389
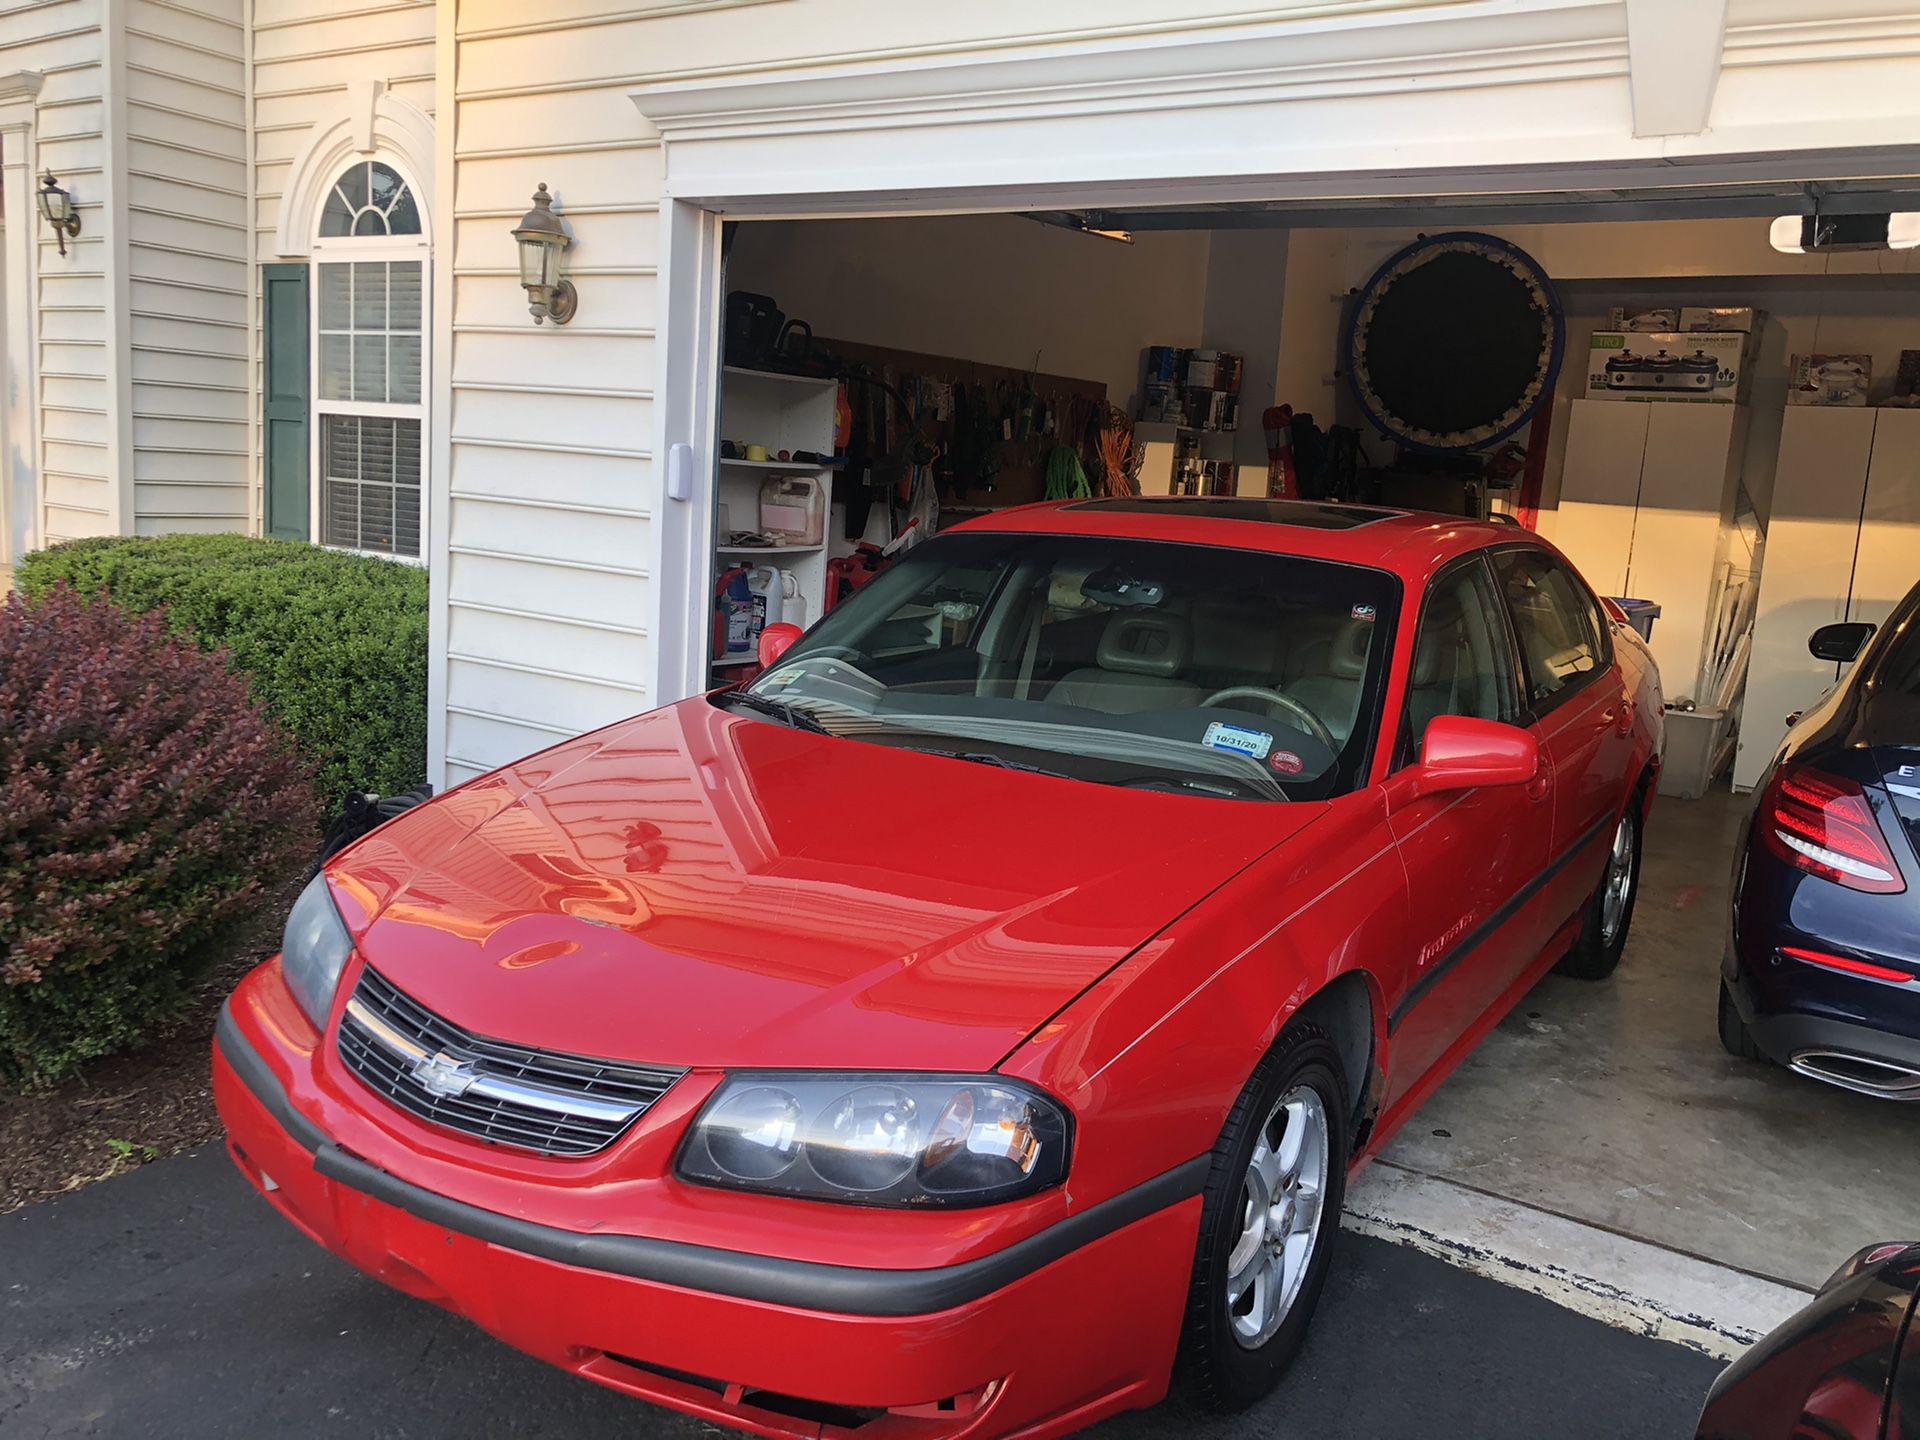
left=1176, top=1024, right=1349, bottom=1413
left=1555, top=798, right=1642, bottom=981
left=1718, top=981, right=1763, bottom=1062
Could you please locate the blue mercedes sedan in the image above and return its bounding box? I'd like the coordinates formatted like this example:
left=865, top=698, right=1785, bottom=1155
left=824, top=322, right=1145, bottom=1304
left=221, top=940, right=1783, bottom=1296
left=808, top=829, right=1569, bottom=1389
left=1722, top=581, right=1920, bottom=1098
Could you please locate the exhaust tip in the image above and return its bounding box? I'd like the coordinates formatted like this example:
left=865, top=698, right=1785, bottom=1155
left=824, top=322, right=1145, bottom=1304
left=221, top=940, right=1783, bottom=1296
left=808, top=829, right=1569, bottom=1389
left=1790, top=1050, right=1920, bottom=1099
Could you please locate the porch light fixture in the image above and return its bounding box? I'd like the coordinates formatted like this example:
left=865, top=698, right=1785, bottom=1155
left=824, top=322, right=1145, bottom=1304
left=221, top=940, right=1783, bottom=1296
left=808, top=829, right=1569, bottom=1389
left=37, top=172, right=81, bottom=256
left=512, top=183, right=577, bottom=325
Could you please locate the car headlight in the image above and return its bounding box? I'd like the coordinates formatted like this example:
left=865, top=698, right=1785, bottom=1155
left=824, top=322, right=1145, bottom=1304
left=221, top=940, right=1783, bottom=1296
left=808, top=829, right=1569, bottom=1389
left=677, top=1074, right=1071, bottom=1208
left=280, top=873, right=354, bottom=1027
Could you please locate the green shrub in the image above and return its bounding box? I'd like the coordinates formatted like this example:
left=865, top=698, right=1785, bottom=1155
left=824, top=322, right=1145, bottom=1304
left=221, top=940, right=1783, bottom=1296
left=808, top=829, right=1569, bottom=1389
left=17, top=534, right=429, bottom=805
left=0, top=584, right=318, bottom=1088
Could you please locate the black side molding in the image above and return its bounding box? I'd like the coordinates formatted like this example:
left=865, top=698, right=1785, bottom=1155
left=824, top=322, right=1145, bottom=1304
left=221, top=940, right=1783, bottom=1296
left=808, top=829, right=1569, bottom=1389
left=1388, top=811, right=1614, bottom=1034
left=215, top=1002, right=1209, bottom=1318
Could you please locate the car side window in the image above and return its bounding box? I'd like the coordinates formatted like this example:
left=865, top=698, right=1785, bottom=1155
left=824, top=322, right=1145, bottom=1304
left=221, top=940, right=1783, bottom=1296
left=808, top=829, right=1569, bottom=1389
left=1493, top=549, right=1607, bottom=711
left=1398, top=557, right=1521, bottom=766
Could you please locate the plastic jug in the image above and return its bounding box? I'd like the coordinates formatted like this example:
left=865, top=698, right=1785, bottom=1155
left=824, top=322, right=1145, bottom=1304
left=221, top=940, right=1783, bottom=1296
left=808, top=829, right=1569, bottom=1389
left=721, top=569, right=756, bottom=654
left=746, top=566, right=785, bottom=635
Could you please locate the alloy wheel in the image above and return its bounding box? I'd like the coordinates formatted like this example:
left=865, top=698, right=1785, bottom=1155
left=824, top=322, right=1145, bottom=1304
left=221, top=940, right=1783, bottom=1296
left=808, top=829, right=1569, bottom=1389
left=1599, top=811, right=1636, bottom=946
left=1225, top=1086, right=1329, bottom=1349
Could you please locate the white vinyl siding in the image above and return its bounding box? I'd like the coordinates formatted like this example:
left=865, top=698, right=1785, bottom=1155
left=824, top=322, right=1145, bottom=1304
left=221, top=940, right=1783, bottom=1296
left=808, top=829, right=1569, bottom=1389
left=15, top=0, right=110, bottom=544
left=124, top=0, right=250, bottom=538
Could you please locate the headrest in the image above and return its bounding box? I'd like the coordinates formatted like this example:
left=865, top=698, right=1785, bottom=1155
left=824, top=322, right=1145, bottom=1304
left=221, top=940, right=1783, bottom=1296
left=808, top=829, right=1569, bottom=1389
left=1413, top=602, right=1464, bottom=686
left=1191, top=597, right=1280, bottom=675
left=1326, top=617, right=1374, bottom=679
left=1097, top=611, right=1193, bottom=678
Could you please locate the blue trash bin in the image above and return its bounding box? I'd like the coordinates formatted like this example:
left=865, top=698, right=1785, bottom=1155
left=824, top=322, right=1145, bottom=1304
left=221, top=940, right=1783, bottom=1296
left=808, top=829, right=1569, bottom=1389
left=1608, top=597, right=1660, bottom=641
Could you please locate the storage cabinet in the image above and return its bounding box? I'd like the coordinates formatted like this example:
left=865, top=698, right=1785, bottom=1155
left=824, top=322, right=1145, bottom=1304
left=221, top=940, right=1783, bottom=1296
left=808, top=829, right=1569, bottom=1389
left=712, top=367, right=837, bottom=679
left=1552, top=400, right=1748, bottom=699
left=1734, top=407, right=1920, bottom=791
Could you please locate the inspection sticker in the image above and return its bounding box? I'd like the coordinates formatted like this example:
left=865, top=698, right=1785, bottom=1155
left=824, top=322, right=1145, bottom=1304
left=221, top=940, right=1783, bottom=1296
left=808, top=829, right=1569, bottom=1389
left=1350, top=604, right=1377, bottom=622
left=1202, top=722, right=1273, bottom=760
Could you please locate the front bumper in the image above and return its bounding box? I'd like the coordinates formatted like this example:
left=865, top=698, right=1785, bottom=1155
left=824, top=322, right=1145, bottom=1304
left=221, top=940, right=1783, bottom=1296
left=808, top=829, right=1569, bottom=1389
left=212, top=971, right=1202, bottom=1440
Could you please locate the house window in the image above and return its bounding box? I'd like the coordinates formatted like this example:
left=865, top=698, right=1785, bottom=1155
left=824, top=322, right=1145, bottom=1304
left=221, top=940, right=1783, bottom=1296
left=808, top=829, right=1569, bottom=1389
left=312, top=161, right=427, bottom=558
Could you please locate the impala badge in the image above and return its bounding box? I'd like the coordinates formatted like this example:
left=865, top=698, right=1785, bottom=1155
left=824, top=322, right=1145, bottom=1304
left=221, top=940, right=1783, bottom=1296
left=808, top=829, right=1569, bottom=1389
left=411, top=1051, right=479, bottom=1098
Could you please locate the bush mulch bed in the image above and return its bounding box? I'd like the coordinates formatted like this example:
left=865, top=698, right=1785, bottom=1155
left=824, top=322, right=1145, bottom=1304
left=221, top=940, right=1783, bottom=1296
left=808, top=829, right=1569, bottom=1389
left=0, top=889, right=294, bottom=1216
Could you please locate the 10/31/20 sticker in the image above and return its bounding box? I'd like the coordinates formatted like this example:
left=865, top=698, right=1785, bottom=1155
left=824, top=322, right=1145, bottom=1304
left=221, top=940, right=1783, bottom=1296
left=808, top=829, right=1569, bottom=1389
left=1202, top=721, right=1273, bottom=760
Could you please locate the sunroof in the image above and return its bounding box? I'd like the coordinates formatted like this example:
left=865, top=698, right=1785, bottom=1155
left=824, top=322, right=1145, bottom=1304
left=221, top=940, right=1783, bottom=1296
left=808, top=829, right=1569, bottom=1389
left=1065, top=497, right=1403, bottom=530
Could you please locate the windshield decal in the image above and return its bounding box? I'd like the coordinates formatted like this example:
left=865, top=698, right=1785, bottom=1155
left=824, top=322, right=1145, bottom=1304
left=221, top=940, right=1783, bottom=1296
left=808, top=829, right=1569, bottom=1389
left=1202, top=722, right=1274, bottom=761
left=1269, top=749, right=1304, bottom=777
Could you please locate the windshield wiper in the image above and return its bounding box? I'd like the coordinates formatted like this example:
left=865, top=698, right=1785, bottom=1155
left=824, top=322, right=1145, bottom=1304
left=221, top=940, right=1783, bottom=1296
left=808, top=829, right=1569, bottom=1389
left=903, top=746, right=1070, bottom=779
left=1121, top=774, right=1275, bottom=800
left=712, top=689, right=833, bottom=735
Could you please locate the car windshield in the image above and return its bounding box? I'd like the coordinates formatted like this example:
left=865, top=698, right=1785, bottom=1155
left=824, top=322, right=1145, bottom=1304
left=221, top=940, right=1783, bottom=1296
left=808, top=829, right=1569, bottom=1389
left=732, top=531, right=1400, bottom=801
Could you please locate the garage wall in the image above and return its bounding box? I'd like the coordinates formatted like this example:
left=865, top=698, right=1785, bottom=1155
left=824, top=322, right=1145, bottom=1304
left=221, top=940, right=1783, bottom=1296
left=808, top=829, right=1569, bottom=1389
left=1281, top=218, right=1920, bottom=532
left=124, top=0, right=250, bottom=537
left=727, top=216, right=1213, bottom=416
left=16, top=0, right=112, bottom=545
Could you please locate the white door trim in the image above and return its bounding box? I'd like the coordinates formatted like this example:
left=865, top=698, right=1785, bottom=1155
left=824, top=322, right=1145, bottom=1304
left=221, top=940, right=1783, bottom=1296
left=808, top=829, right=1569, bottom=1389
left=0, top=70, right=45, bottom=568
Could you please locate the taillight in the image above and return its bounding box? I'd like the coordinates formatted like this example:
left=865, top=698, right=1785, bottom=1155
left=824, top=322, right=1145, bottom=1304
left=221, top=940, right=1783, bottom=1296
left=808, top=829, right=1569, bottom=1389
left=1759, top=764, right=1907, bottom=894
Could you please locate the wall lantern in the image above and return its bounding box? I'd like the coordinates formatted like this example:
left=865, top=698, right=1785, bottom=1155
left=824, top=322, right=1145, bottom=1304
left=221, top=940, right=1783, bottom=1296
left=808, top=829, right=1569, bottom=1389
left=38, top=172, right=81, bottom=256
left=512, top=183, right=577, bottom=325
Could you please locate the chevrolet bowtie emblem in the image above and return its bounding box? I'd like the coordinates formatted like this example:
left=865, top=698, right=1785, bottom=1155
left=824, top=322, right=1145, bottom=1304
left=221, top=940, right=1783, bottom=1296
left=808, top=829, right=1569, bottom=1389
left=411, top=1051, right=479, bottom=1098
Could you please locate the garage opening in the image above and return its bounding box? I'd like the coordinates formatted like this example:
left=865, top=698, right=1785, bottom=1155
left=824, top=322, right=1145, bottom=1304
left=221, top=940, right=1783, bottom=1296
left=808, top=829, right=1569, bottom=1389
left=703, top=176, right=1920, bottom=1297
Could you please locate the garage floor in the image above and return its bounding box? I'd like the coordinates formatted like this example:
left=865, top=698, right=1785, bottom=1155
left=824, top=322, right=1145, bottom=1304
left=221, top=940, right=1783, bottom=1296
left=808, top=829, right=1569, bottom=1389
left=1380, top=785, right=1920, bottom=1292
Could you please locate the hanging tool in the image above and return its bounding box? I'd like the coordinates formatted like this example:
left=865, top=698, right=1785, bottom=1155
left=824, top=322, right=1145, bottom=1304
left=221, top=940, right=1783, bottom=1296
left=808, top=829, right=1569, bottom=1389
left=1264, top=404, right=1297, bottom=499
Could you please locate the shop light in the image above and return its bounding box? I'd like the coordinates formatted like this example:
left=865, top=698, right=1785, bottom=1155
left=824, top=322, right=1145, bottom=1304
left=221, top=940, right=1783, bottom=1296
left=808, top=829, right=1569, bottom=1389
left=37, top=172, right=81, bottom=257
left=512, top=183, right=578, bottom=325
left=1770, top=211, right=1920, bottom=254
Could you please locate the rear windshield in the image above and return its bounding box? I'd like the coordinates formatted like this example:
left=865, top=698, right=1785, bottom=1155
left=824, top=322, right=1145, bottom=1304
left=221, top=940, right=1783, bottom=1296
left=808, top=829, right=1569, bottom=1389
left=736, top=531, right=1400, bottom=801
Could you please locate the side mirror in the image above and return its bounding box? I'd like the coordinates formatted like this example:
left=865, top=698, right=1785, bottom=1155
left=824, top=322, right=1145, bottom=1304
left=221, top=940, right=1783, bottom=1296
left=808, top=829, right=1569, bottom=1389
left=1400, top=715, right=1540, bottom=800
left=1809, top=621, right=1874, bottom=664
left=757, top=622, right=804, bottom=668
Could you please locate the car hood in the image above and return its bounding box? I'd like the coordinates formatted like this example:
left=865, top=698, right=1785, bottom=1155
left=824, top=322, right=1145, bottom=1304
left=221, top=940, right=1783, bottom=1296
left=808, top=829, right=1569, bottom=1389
left=326, top=699, right=1326, bottom=1073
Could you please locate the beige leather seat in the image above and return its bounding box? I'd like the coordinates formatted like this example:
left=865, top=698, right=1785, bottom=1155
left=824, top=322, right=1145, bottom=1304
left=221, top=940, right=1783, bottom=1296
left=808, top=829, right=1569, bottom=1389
left=1285, top=618, right=1371, bottom=744
left=1050, top=612, right=1203, bottom=714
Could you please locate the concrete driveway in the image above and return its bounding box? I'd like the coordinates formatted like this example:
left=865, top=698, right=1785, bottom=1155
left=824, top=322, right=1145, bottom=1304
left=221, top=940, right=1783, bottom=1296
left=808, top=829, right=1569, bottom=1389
left=2, top=1145, right=1720, bottom=1439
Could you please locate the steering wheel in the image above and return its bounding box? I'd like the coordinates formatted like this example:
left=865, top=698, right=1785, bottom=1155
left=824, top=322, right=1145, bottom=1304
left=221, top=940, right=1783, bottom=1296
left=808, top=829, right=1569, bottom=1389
left=1200, top=686, right=1337, bottom=752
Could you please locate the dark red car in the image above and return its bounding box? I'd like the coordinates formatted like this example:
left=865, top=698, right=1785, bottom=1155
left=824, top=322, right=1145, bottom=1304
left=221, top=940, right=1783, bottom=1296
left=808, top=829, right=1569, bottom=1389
left=215, top=498, right=1662, bottom=1439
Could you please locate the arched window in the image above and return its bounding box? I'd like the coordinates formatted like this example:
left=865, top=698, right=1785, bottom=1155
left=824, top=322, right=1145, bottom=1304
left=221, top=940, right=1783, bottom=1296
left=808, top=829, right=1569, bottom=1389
left=312, top=159, right=428, bottom=559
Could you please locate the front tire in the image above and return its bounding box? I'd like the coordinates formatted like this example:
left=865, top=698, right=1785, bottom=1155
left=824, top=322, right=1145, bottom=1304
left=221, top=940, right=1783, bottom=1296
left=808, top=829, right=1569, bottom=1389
left=1176, top=1024, right=1349, bottom=1413
left=1556, top=797, right=1642, bottom=980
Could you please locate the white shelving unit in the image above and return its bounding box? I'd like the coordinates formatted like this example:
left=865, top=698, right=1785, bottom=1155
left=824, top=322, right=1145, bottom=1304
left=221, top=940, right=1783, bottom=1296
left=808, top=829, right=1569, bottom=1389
left=712, top=367, right=839, bottom=679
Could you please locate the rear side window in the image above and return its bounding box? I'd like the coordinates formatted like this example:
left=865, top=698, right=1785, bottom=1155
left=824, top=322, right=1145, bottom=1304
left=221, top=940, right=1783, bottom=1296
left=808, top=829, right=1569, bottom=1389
left=1493, top=549, right=1607, bottom=711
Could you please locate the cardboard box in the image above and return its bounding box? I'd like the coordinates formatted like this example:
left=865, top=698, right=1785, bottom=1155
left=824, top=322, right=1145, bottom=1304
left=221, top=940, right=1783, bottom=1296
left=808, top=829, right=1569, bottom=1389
left=1680, top=306, right=1758, bottom=333
left=1584, top=331, right=1749, bottom=403
left=1606, top=307, right=1679, bottom=333
left=1788, top=353, right=1872, bottom=406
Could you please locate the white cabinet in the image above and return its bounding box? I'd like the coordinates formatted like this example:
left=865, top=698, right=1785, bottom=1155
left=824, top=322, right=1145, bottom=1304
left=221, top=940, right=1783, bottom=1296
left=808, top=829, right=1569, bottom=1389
left=1734, top=407, right=1920, bottom=791
left=1553, top=400, right=1747, bottom=698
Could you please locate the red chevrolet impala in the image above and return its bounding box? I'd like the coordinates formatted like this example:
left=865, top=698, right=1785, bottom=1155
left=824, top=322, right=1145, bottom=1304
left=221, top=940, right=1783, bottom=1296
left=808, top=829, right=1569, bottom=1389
left=215, top=497, right=1661, bottom=1438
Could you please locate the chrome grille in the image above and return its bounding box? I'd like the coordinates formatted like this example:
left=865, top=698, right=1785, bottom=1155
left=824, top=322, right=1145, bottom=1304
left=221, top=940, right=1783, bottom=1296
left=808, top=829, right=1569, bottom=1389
left=336, top=966, right=683, bottom=1157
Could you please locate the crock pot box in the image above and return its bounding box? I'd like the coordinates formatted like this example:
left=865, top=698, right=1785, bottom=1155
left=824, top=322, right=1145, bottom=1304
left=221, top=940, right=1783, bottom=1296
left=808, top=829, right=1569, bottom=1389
left=1584, top=331, right=1751, bottom=403
left=1787, top=353, right=1873, bottom=407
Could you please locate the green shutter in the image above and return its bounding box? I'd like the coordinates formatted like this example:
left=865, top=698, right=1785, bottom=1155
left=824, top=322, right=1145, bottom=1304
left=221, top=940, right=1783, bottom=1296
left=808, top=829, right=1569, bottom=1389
left=262, top=263, right=310, bottom=541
